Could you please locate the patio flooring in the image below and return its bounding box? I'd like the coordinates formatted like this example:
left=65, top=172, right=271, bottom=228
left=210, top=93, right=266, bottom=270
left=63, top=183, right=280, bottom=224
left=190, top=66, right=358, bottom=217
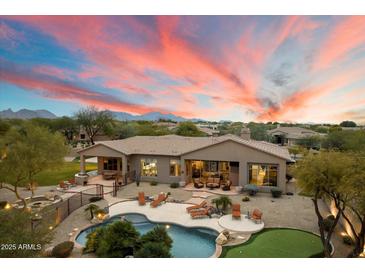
left=184, top=183, right=239, bottom=196
left=218, top=214, right=264, bottom=233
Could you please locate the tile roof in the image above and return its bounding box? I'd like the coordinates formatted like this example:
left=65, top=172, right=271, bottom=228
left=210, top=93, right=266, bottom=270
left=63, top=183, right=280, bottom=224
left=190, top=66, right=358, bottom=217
left=81, top=134, right=292, bottom=161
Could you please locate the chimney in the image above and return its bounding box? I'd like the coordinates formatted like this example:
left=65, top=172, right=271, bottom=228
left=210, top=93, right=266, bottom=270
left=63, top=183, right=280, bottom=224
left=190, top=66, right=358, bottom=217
left=240, top=127, right=251, bottom=140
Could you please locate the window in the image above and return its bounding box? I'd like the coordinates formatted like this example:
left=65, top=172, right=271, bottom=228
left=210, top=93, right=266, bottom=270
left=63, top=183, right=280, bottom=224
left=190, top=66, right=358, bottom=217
left=169, top=160, right=181, bottom=176
left=141, top=159, right=158, bottom=177
left=103, top=158, right=118, bottom=170
left=249, top=164, right=278, bottom=187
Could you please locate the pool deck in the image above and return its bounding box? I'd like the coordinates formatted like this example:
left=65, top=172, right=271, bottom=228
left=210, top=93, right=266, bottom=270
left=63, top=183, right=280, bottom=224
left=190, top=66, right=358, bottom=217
left=108, top=200, right=264, bottom=234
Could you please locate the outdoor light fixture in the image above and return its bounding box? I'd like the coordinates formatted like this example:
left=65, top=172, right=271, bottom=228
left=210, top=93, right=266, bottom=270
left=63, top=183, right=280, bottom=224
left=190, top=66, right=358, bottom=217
left=4, top=203, right=11, bottom=210
left=165, top=225, right=170, bottom=229
left=48, top=226, right=53, bottom=230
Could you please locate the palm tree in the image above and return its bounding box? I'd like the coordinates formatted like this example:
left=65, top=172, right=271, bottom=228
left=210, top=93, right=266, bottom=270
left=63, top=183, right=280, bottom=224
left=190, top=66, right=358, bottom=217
left=219, top=196, right=232, bottom=213
left=84, top=204, right=99, bottom=220
left=212, top=198, right=222, bottom=210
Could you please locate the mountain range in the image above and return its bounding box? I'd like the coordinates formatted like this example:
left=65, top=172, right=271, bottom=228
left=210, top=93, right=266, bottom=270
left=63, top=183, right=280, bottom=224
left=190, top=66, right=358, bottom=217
left=0, top=108, right=204, bottom=122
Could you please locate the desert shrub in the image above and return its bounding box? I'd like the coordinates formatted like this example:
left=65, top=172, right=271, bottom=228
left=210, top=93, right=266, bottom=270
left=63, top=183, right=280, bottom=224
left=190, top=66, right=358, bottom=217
left=135, top=242, right=172, bottom=258
left=271, top=187, right=282, bottom=198
left=242, top=196, right=250, bottom=202
left=170, top=182, right=179, bottom=188
left=323, top=215, right=335, bottom=231
left=244, top=184, right=259, bottom=196
left=0, top=201, right=8, bottom=209
left=95, top=221, right=140, bottom=258
left=51, top=241, right=74, bottom=258
left=89, top=196, right=103, bottom=203
left=139, top=226, right=173, bottom=249
left=150, top=181, right=158, bottom=186
left=342, top=235, right=354, bottom=245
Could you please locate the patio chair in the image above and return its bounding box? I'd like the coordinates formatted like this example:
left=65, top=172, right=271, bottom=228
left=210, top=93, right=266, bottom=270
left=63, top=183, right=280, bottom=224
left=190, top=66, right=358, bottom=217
left=222, top=180, right=232, bottom=191
left=251, top=209, right=263, bottom=223
left=193, top=178, right=204, bottom=189
left=138, top=192, right=146, bottom=206
left=232, top=203, right=241, bottom=219
left=186, top=200, right=207, bottom=213
left=69, top=178, right=77, bottom=187
left=58, top=181, right=68, bottom=190
left=150, top=193, right=167, bottom=208
left=190, top=208, right=210, bottom=219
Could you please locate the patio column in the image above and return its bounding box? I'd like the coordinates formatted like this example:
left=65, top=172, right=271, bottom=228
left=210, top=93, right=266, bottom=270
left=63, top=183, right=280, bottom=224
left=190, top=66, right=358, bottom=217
left=80, top=154, right=86, bottom=175
left=121, top=154, right=127, bottom=176
left=180, top=159, right=186, bottom=183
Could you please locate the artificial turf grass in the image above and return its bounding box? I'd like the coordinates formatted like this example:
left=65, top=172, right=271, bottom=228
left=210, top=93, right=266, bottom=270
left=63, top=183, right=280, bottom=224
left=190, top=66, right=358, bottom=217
left=220, top=228, right=323, bottom=258
left=33, top=162, right=97, bottom=186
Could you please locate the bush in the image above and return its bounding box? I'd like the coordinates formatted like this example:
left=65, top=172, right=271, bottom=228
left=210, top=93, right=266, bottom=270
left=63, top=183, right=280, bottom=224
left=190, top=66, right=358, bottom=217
left=150, top=181, right=158, bottom=186
left=242, top=196, right=250, bottom=202
left=135, top=242, right=172, bottom=258
left=51, top=241, right=74, bottom=258
left=84, top=227, right=105, bottom=253
left=0, top=201, right=8, bottom=209
left=95, top=221, right=140, bottom=258
left=342, top=235, right=354, bottom=245
left=323, top=216, right=335, bottom=231
left=244, top=184, right=259, bottom=196
left=140, top=226, right=173, bottom=249
left=170, top=182, right=179, bottom=188
left=89, top=196, right=103, bottom=203
left=271, top=187, right=282, bottom=198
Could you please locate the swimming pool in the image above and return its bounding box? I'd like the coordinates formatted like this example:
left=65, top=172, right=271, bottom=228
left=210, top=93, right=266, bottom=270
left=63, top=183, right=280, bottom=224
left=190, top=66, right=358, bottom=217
left=75, top=213, right=219, bottom=258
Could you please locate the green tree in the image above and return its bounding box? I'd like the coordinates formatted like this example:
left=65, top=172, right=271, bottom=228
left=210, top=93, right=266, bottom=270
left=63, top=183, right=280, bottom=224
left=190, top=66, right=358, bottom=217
left=75, top=106, right=114, bottom=145
left=0, top=123, right=68, bottom=206
left=292, top=151, right=354, bottom=257
left=339, top=154, right=365, bottom=257
left=212, top=196, right=232, bottom=213
left=140, top=226, right=173, bottom=249
left=322, top=130, right=365, bottom=151
left=95, top=221, right=140, bottom=258
left=84, top=204, right=100, bottom=220
left=175, top=121, right=205, bottom=137
left=0, top=119, right=11, bottom=136
left=135, top=242, right=172, bottom=258
left=296, top=135, right=322, bottom=150
left=0, top=208, right=52, bottom=257
left=339, top=121, right=357, bottom=127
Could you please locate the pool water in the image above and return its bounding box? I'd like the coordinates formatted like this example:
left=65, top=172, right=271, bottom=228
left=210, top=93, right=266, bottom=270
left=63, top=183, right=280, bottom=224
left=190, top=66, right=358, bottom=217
left=76, top=213, right=218, bottom=258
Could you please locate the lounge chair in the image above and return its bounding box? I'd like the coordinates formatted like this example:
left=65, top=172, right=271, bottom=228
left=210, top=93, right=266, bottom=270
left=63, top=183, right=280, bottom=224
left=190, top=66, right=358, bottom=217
left=190, top=208, right=210, bottom=219
left=138, top=192, right=146, bottom=206
left=186, top=200, right=207, bottom=213
left=193, top=178, right=204, bottom=189
left=251, top=209, right=263, bottom=223
left=150, top=193, right=167, bottom=208
left=232, top=203, right=241, bottom=219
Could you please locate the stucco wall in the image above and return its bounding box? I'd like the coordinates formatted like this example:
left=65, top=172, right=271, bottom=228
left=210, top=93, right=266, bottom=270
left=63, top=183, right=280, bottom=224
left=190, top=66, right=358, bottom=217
left=181, top=140, right=287, bottom=192
left=129, top=154, right=181, bottom=184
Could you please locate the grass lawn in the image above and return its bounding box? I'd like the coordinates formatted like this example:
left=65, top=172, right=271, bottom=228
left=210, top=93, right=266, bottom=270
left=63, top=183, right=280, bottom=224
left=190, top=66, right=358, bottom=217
left=33, top=162, right=97, bottom=186
left=221, top=228, right=323, bottom=258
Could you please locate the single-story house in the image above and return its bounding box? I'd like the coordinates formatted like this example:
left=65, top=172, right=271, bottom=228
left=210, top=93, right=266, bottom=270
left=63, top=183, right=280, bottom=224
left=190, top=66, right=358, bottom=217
left=267, top=126, right=318, bottom=146
left=77, top=130, right=293, bottom=192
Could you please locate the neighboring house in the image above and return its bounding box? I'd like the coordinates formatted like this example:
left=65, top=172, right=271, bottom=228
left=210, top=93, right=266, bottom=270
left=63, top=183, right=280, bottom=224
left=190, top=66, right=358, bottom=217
left=267, top=126, right=318, bottom=146
left=77, top=130, right=293, bottom=192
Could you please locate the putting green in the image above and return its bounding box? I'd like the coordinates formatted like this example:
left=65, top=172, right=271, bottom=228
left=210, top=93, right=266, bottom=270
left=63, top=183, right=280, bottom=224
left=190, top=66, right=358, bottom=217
left=221, top=228, right=323, bottom=258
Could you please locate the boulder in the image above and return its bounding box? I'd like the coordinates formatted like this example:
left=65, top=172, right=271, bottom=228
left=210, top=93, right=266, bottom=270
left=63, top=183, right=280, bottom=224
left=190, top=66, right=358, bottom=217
left=215, top=233, right=228, bottom=245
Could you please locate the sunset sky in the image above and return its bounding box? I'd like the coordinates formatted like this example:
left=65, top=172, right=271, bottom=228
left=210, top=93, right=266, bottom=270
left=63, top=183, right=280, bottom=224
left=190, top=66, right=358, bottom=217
left=1, top=16, right=365, bottom=123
